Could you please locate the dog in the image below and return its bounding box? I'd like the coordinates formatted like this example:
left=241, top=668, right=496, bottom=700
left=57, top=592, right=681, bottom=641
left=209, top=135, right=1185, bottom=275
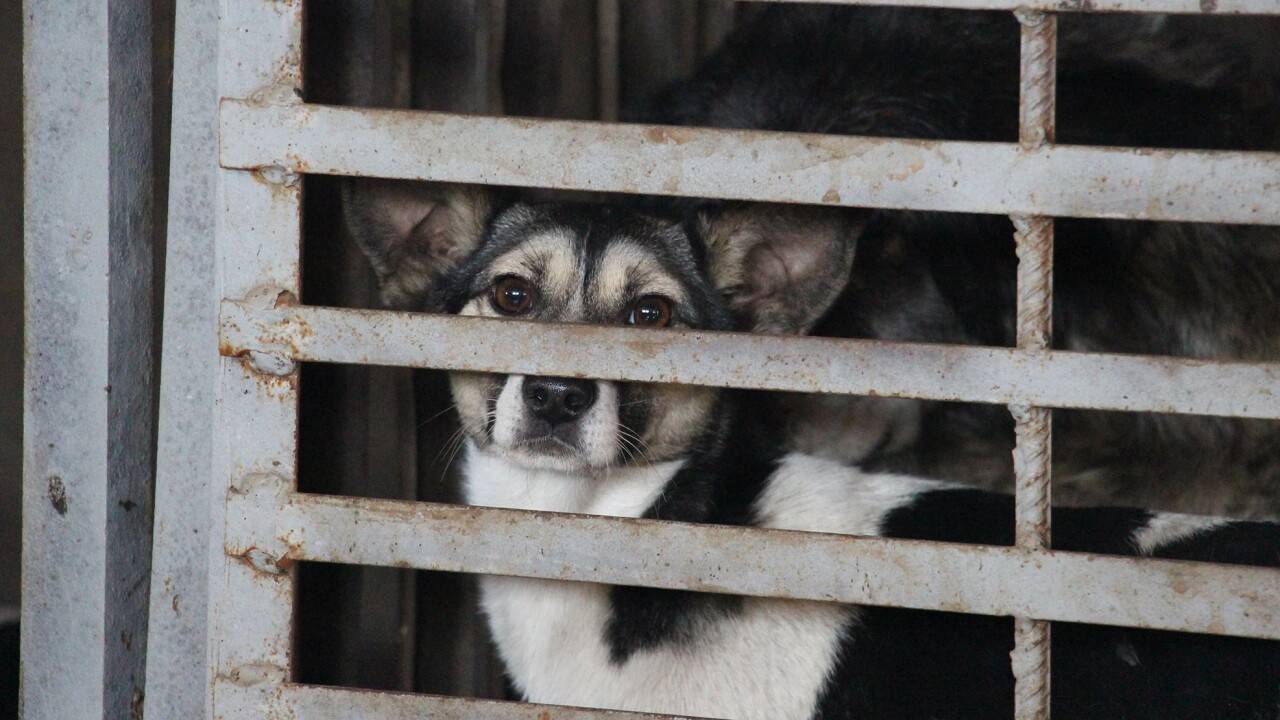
left=343, top=179, right=1280, bottom=719
left=624, top=6, right=1280, bottom=519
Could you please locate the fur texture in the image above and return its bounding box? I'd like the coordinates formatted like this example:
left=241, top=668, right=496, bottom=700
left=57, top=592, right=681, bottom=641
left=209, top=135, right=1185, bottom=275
left=463, top=405, right=1280, bottom=720
left=629, top=6, right=1280, bottom=519
left=342, top=185, right=1279, bottom=719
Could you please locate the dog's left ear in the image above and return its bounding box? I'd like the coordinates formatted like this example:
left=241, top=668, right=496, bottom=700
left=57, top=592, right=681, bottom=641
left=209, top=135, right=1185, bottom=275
left=343, top=178, right=493, bottom=310
left=696, top=203, right=863, bottom=334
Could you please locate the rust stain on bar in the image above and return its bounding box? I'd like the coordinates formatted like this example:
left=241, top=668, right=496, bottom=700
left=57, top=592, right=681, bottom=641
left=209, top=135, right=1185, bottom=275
left=222, top=491, right=1280, bottom=641
left=218, top=301, right=1280, bottom=420
left=217, top=681, right=700, bottom=719
left=218, top=101, right=1280, bottom=225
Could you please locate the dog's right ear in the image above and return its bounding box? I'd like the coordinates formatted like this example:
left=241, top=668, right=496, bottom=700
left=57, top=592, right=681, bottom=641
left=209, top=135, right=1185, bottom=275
left=342, top=178, right=492, bottom=309
left=695, top=203, right=863, bottom=335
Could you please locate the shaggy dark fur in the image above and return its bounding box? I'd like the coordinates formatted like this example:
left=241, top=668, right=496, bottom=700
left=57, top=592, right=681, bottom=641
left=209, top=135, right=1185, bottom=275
left=629, top=6, right=1280, bottom=518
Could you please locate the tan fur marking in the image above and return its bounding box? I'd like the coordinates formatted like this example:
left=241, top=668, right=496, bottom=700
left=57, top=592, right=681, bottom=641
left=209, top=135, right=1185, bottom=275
left=487, top=232, right=581, bottom=311
left=592, top=242, right=688, bottom=317
left=635, top=383, right=718, bottom=461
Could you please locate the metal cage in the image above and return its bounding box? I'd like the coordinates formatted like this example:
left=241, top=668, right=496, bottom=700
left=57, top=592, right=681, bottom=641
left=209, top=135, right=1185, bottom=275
left=22, top=0, right=1280, bottom=719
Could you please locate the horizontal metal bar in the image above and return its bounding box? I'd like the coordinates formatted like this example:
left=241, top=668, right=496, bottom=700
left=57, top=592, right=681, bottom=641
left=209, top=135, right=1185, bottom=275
left=219, top=101, right=1280, bottom=225
left=215, top=682, right=697, bottom=719
left=219, top=301, right=1280, bottom=419
left=754, top=0, right=1280, bottom=14
left=225, top=491, right=1280, bottom=640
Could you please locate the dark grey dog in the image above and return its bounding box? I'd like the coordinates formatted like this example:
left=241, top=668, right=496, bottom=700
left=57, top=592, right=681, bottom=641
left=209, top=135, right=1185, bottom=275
left=348, top=7, right=1280, bottom=519
left=627, top=6, right=1280, bottom=519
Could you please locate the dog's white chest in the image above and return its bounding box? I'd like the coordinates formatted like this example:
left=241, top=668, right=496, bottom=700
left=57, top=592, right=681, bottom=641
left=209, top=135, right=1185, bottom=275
left=479, top=575, right=851, bottom=720
left=461, top=449, right=885, bottom=719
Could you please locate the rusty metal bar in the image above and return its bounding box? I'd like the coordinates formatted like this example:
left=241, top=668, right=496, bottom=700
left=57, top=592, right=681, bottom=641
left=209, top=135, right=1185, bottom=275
left=1011, top=401, right=1053, bottom=719
left=750, top=0, right=1279, bottom=13
left=1010, top=401, right=1053, bottom=549
left=216, top=682, right=698, bottom=719
left=223, top=491, right=1280, bottom=640
left=204, top=1, right=303, bottom=718
left=1009, top=9, right=1057, bottom=720
left=218, top=101, right=1280, bottom=226
left=219, top=301, right=1280, bottom=420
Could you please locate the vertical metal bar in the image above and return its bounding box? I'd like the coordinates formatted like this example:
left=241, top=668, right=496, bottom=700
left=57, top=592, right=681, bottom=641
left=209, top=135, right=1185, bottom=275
left=143, top=0, right=221, bottom=716
left=22, top=0, right=156, bottom=717
left=204, top=1, right=303, bottom=717
left=597, top=0, right=621, bottom=121
left=1010, top=9, right=1057, bottom=720
left=1009, top=403, right=1052, bottom=719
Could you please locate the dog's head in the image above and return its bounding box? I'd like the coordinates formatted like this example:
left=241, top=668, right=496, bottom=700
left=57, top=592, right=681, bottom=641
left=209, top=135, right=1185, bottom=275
left=345, top=179, right=861, bottom=472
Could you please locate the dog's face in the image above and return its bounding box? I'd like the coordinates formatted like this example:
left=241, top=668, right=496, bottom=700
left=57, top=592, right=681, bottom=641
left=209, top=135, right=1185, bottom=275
left=345, top=179, right=863, bottom=472
left=439, top=203, right=733, bottom=471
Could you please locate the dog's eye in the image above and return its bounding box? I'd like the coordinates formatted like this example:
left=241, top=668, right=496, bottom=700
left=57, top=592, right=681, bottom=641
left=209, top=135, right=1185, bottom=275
left=492, top=275, right=535, bottom=315
left=627, top=295, right=673, bottom=328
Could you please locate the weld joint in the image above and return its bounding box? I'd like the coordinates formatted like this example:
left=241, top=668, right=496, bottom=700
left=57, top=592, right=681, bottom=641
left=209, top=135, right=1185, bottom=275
left=254, top=165, right=301, bottom=187
left=246, top=350, right=297, bottom=377
left=221, top=662, right=289, bottom=688
left=237, top=547, right=295, bottom=577
left=1013, top=8, right=1047, bottom=26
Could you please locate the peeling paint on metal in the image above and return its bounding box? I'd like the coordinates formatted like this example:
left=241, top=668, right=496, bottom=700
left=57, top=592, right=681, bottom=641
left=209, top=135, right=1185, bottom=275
left=221, top=491, right=1280, bottom=641
left=218, top=101, right=1280, bottom=226
left=204, top=3, right=303, bottom=719
left=46, top=476, right=68, bottom=516
left=219, top=301, right=1280, bottom=420
left=218, top=682, right=697, bottom=719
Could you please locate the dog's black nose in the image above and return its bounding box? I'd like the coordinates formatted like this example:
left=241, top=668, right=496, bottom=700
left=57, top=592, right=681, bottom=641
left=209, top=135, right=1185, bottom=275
left=523, top=376, right=597, bottom=425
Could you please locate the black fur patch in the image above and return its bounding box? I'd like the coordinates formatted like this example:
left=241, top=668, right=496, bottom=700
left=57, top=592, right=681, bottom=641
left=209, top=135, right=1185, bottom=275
left=812, top=488, right=1280, bottom=719
left=1052, top=516, right=1280, bottom=720
left=877, top=488, right=1155, bottom=554
left=1148, top=519, right=1280, bottom=567
left=605, top=392, right=785, bottom=664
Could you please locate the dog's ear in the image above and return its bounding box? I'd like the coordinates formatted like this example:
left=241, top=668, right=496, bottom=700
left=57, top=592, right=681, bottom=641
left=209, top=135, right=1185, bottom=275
left=696, top=204, right=863, bottom=334
left=342, top=178, right=493, bottom=309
